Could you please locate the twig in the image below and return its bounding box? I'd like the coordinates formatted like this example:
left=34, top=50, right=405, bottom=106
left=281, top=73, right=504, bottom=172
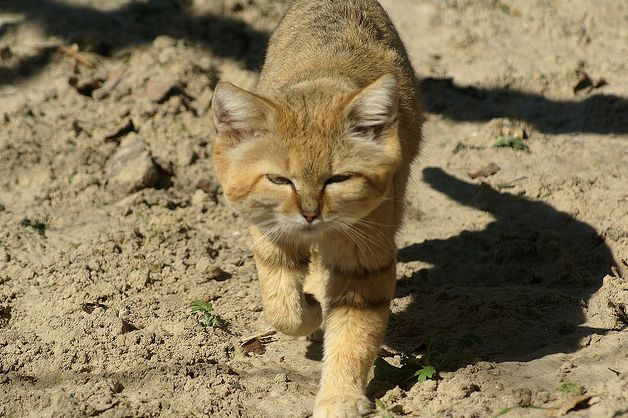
left=93, top=68, right=126, bottom=100
left=35, top=43, right=95, bottom=68
left=58, top=44, right=95, bottom=68
left=239, top=330, right=276, bottom=345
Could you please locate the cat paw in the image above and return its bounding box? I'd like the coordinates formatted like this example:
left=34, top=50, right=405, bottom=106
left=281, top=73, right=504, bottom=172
left=313, top=395, right=371, bottom=418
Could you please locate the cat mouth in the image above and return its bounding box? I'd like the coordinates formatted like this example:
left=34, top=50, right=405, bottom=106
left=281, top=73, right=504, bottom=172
left=295, top=221, right=328, bottom=236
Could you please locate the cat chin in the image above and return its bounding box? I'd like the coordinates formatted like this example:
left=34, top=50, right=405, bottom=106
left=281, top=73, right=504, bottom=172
left=285, top=223, right=330, bottom=240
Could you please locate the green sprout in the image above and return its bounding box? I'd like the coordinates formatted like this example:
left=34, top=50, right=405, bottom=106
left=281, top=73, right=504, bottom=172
left=493, top=135, right=529, bottom=151
left=372, top=399, right=404, bottom=418
left=559, top=381, right=583, bottom=396
left=414, top=366, right=436, bottom=383
left=373, top=356, right=438, bottom=385
left=190, top=300, right=219, bottom=327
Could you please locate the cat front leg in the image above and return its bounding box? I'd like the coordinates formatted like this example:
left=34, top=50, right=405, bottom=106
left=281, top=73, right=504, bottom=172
left=313, top=260, right=396, bottom=418
left=252, top=226, right=323, bottom=336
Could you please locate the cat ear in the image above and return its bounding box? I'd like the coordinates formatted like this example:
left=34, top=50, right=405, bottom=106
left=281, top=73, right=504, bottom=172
left=212, top=82, right=273, bottom=139
left=344, top=74, right=398, bottom=138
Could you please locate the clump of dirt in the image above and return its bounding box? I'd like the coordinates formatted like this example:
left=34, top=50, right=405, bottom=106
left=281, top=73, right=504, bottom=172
left=1, top=1, right=626, bottom=417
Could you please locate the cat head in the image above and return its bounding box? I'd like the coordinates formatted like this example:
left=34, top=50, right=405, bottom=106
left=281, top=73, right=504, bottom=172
left=211, top=74, right=401, bottom=239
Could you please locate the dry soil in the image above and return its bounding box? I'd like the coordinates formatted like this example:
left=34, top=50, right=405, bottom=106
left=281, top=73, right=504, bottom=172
left=0, top=0, right=627, bottom=417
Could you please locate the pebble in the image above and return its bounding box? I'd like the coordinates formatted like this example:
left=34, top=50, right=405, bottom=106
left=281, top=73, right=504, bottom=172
left=106, top=135, right=160, bottom=193
left=511, top=387, right=533, bottom=406
left=191, top=189, right=208, bottom=206
left=143, top=78, right=184, bottom=103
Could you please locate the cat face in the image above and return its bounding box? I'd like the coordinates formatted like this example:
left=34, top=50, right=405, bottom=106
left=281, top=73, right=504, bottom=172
left=212, top=75, right=401, bottom=240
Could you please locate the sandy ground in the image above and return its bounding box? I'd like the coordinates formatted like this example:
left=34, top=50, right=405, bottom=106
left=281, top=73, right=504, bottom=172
left=1, top=0, right=627, bottom=417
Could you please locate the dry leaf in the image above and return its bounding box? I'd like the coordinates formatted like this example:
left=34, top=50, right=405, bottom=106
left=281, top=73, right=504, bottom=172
left=546, top=394, right=594, bottom=417
left=241, top=337, right=266, bottom=355
left=469, top=162, right=501, bottom=179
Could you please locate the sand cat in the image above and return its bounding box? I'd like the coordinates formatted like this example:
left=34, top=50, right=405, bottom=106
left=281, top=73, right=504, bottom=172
left=211, top=0, right=423, bottom=416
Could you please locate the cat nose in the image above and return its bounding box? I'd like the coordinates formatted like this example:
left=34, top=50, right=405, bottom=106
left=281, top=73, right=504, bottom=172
left=301, top=210, right=319, bottom=223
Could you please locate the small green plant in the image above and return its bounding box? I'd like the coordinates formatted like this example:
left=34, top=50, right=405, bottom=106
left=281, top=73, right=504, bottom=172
left=498, top=2, right=512, bottom=15
left=414, top=366, right=436, bottom=383
left=452, top=142, right=484, bottom=154
left=190, top=300, right=219, bottom=327
left=453, top=142, right=467, bottom=154
left=371, top=399, right=403, bottom=418
left=559, top=381, right=583, bottom=396
left=373, top=356, right=437, bottom=386
left=493, top=135, right=529, bottom=151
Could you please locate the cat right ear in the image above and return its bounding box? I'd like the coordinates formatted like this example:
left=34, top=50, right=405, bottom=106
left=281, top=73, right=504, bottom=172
left=212, top=82, right=273, bottom=140
left=343, top=74, right=399, bottom=140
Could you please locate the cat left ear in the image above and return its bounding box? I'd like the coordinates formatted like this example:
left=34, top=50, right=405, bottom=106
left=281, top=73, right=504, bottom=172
left=344, top=73, right=398, bottom=138
left=212, top=81, right=273, bottom=140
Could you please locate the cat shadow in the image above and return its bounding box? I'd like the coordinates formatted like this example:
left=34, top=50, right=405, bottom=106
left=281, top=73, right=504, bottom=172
left=419, top=76, right=628, bottom=135
left=305, top=167, right=616, bottom=383
left=0, top=0, right=269, bottom=85
left=384, top=167, right=615, bottom=369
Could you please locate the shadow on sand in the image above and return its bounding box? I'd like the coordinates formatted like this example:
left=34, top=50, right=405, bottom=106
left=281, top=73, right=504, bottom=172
left=3, top=0, right=621, bottom=393
left=3, top=1, right=628, bottom=135
left=0, top=0, right=269, bottom=85
left=383, top=167, right=614, bottom=370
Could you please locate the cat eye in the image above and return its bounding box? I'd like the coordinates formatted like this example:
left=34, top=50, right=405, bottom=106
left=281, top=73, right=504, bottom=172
left=325, top=174, right=352, bottom=185
left=266, top=175, right=293, bottom=185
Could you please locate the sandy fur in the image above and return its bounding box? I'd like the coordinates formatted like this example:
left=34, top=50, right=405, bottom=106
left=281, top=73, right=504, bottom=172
left=212, top=1, right=423, bottom=416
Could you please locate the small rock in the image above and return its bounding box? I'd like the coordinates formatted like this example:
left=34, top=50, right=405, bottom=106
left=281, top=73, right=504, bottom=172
left=143, top=78, right=189, bottom=103
left=106, top=135, right=161, bottom=193
left=191, top=189, right=208, bottom=206
left=211, top=267, right=231, bottom=281
left=512, top=388, right=533, bottom=406
left=195, top=178, right=221, bottom=202
left=120, top=319, right=138, bottom=334
left=118, top=306, right=130, bottom=320
left=152, top=35, right=177, bottom=49
left=196, top=263, right=231, bottom=283
left=195, top=257, right=212, bottom=273
left=128, top=269, right=150, bottom=289
left=274, top=373, right=289, bottom=383
left=103, top=118, right=136, bottom=143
